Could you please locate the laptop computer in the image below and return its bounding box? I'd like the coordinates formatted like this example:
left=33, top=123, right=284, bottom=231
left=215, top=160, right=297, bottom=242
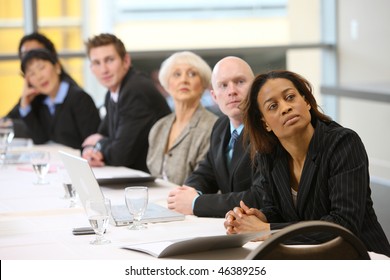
left=59, top=151, right=185, bottom=226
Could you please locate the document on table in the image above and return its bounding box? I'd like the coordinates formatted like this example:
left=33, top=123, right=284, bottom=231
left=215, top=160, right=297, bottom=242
left=122, top=231, right=271, bottom=258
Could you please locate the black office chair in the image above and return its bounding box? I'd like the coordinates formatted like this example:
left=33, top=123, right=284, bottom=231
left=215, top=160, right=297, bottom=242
left=246, top=221, right=370, bottom=260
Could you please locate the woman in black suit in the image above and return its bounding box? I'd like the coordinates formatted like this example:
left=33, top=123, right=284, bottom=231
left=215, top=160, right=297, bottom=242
left=224, top=70, right=390, bottom=257
left=18, top=48, right=100, bottom=149
left=2, top=32, right=79, bottom=137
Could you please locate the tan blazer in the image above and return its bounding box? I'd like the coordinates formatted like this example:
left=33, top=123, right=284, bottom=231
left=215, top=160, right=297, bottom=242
left=147, top=105, right=217, bottom=185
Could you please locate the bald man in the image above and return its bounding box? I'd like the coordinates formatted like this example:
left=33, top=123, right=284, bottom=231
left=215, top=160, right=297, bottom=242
left=167, top=57, right=262, bottom=217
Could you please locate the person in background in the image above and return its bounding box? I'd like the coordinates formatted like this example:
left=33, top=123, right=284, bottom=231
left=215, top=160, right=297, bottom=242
left=224, top=70, right=390, bottom=257
left=147, top=51, right=218, bottom=185
left=82, top=33, right=170, bottom=171
left=167, top=56, right=260, bottom=218
left=18, top=49, right=100, bottom=149
left=151, top=68, right=221, bottom=116
left=2, top=32, right=78, bottom=137
left=150, top=69, right=172, bottom=108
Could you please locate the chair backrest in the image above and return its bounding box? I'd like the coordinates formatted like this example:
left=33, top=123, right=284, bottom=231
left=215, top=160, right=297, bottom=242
left=246, top=221, right=370, bottom=260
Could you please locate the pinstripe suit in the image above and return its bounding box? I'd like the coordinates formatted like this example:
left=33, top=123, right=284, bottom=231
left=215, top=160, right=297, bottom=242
left=254, top=120, right=390, bottom=256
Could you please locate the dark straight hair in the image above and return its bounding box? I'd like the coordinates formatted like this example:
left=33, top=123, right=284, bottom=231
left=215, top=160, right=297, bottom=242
left=18, top=32, right=78, bottom=86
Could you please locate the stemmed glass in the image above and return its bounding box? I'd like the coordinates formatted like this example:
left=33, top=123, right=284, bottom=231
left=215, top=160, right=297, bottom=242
left=60, top=168, right=77, bottom=207
left=64, top=183, right=77, bottom=207
left=0, top=127, right=15, bottom=166
left=30, top=151, right=51, bottom=185
left=85, top=198, right=111, bottom=245
left=125, top=186, right=148, bottom=230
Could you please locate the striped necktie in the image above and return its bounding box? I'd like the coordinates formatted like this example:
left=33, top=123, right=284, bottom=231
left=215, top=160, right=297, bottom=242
left=228, top=129, right=239, bottom=164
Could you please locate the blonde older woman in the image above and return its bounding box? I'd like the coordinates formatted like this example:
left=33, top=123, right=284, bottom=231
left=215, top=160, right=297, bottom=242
left=147, top=51, right=218, bottom=185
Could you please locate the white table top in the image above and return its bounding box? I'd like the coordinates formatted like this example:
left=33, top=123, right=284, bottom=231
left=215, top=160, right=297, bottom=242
left=1, top=143, right=388, bottom=261
left=0, top=144, right=257, bottom=260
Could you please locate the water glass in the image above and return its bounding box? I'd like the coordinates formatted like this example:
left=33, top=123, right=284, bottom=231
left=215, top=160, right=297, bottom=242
left=0, top=127, right=14, bottom=166
left=125, top=186, right=148, bottom=230
left=30, top=151, right=51, bottom=185
left=85, top=198, right=111, bottom=245
left=60, top=168, right=77, bottom=206
left=0, top=143, right=7, bottom=166
left=63, top=183, right=77, bottom=207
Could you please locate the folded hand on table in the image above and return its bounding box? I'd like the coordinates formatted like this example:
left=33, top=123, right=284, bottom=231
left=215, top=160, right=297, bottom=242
left=224, top=201, right=271, bottom=241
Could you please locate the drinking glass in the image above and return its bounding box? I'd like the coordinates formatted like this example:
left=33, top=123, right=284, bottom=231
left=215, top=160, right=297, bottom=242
left=0, top=127, right=14, bottom=166
left=85, top=198, right=111, bottom=245
left=64, top=183, right=77, bottom=207
left=125, top=186, right=148, bottom=230
left=30, top=151, right=51, bottom=185
left=60, top=168, right=77, bottom=206
left=0, top=142, right=7, bottom=166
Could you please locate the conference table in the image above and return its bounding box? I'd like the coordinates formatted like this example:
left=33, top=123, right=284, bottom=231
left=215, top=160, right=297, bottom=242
left=0, top=142, right=257, bottom=260
left=0, top=141, right=388, bottom=261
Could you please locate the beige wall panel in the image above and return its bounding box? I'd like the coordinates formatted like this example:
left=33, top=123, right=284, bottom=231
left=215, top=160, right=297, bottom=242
left=115, top=18, right=290, bottom=51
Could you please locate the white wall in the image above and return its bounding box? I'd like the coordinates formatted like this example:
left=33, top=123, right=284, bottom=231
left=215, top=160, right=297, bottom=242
left=337, top=0, right=390, bottom=182
left=337, top=0, right=390, bottom=240
left=287, top=0, right=323, bottom=110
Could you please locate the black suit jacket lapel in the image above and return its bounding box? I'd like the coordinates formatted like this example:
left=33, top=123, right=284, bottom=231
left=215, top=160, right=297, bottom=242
left=272, top=148, right=299, bottom=220
left=215, top=121, right=230, bottom=189
left=296, top=122, right=323, bottom=216
left=296, top=156, right=318, bottom=217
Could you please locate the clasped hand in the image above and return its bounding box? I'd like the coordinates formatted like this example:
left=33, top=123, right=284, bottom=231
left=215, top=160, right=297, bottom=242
left=224, top=201, right=270, bottom=240
left=167, top=185, right=198, bottom=215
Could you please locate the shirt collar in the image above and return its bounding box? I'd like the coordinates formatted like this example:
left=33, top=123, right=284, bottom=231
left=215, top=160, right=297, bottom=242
left=230, top=122, right=244, bottom=135
left=110, top=86, right=121, bottom=103
left=43, top=81, right=69, bottom=106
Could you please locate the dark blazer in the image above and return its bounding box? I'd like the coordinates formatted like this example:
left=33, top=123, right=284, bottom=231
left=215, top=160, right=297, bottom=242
left=255, top=120, right=390, bottom=257
left=98, top=67, right=170, bottom=172
left=6, top=72, right=80, bottom=139
left=21, top=82, right=100, bottom=149
left=185, top=116, right=260, bottom=218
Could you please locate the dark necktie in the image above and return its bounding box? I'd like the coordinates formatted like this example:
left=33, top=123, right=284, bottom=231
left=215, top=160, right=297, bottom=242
left=227, top=129, right=239, bottom=164
left=109, top=98, right=119, bottom=135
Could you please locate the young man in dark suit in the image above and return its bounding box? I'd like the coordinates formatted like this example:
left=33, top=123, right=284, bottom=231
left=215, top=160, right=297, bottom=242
left=82, top=33, right=170, bottom=172
left=167, top=56, right=261, bottom=217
